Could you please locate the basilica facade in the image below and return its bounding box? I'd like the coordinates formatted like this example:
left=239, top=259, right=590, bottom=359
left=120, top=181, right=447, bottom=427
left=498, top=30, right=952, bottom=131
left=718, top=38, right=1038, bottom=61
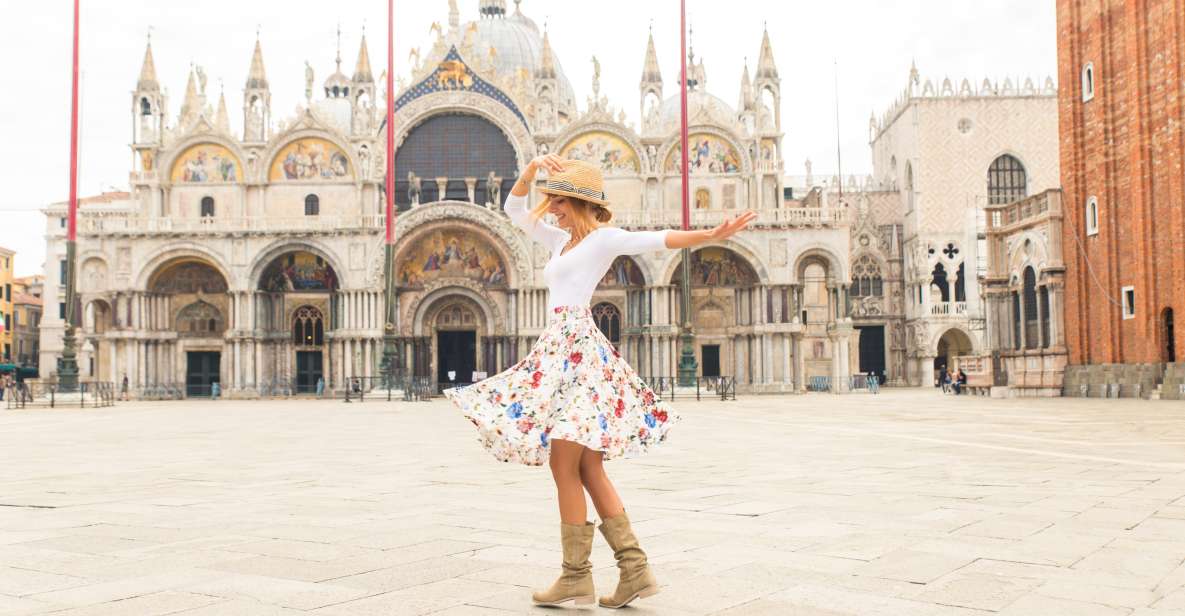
left=37, top=0, right=1058, bottom=397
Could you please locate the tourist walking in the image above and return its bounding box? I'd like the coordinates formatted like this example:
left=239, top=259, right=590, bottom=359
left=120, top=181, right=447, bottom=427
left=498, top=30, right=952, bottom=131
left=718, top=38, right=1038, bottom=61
left=120, top=374, right=129, bottom=401
left=445, top=155, right=755, bottom=608
left=315, top=376, right=325, bottom=397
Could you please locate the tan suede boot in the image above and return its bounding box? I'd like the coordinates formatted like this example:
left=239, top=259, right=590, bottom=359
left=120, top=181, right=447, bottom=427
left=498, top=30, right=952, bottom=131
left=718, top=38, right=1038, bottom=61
left=532, top=522, right=595, bottom=607
left=598, top=512, right=659, bottom=608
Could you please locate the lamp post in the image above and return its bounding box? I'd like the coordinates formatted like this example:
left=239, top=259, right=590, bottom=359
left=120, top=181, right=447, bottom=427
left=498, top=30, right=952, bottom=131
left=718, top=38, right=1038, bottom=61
left=58, top=0, right=82, bottom=392
left=676, top=0, right=698, bottom=387
left=378, top=0, right=400, bottom=387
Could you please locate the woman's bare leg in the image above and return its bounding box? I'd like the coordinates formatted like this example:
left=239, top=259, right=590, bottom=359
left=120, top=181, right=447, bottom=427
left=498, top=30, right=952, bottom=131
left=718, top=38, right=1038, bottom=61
left=579, top=448, right=625, bottom=519
left=549, top=439, right=588, bottom=524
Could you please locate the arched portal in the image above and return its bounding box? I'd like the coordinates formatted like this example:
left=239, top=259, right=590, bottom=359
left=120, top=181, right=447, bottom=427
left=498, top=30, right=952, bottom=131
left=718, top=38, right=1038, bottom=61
left=146, top=259, right=230, bottom=396
left=934, top=328, right=975, bottom=381
left=394, top=112, right=518, bottom=208
left=422, top=294, right=488, bottom=388
left=256, top=251, right=340, bottom=393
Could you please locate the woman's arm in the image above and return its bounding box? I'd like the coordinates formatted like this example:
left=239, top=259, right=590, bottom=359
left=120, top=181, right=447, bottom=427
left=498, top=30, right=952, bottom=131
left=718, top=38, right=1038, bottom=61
left=504, top=155, right=569, bottom=248
left=663, top=211, right=758, bottom=249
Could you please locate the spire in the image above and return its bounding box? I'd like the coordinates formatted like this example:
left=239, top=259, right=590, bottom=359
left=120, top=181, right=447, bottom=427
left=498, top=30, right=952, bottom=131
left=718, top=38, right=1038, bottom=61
left=335, top=24, right=342, bottom=73
left=756, top=25, right=778, bottom=80
left=246, top=38, right=268, bottom=90
left=536, top=24, right=556, bottom=79
left=215, top=84, right=230, bottom=133
left=640, top=26, right=662, bottom=86
left=179, top=67, right=201, bottom=121
left=353, top=30, right=374, bottom=82
left=448, top=0, right=460, bottom=30
left=137, top=34, right=159, bottom=91
left=739, top=59, right=753, bottom=110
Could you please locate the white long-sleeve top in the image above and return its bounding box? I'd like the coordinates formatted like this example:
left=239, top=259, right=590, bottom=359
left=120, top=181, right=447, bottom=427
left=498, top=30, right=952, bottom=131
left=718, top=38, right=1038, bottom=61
left=504, top=193, right=669, bottom=311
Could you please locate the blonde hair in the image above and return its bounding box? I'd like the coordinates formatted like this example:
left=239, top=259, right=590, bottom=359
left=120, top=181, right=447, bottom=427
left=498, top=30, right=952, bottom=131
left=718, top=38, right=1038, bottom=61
left=530, top=195, right=613, bottom=244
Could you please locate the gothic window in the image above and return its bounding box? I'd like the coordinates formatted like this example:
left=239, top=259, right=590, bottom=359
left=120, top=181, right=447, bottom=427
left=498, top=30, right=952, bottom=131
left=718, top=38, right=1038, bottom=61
left=176, top=301, right=224, bottom=337
left=592, top=302, right=621, bottom=344
left=200, top=196, right=215, bottom=217
left=140, top=97, right=151, bottom=115
left=850, top=255, right=883, bottom=298
left=1082, top=62, right=1095, bottom=102
left=1086, top=196, right=1099, bottom=236
left=987, top=155, right=1027, bottom=205
left=394, top=113, right=518, bottom=209
left=1023, top=267, right=1038, bottom=349
left=292, top=306, right=325, bottom=347
left=304, top=194, right=320, bottom=216
left=931, top=263, right=950, bottom=302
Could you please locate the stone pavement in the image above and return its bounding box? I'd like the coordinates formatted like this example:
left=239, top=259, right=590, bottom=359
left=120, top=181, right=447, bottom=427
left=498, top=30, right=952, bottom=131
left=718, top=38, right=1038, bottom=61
left=1, top=390, right=1185, bottom=615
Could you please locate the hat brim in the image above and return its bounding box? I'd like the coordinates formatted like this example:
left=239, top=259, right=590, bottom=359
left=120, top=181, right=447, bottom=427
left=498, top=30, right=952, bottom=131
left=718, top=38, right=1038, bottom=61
left=538, top=186, right=610, bottom=207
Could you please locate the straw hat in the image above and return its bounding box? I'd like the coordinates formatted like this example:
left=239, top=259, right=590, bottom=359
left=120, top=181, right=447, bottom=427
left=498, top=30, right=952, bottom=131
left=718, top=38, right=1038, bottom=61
left=537, top=159, right=610, bottom=207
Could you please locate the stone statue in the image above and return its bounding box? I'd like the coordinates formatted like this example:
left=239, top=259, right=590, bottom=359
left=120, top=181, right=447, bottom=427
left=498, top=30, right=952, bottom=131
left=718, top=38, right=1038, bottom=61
left=304, top=61, right=314, bottom=101
left=591, top=56, right=601, bottom=96
left=358, top=146, right=370, bottom=179
left=408, top=171, right=421, bottom=206
left=196, top=66, right=207, bottom=94
left=486, top=171, right=501, bottom=206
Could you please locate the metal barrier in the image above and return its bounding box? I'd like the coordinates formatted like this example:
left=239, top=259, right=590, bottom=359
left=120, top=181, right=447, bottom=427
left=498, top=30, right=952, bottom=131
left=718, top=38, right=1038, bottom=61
left=808, top=376, right=832, bottom=392
left=5, top=381, right=116, bottom=409
left=849, top=374, right=881, bottom=393
left=140, top=383, right=185, bottom=400
left=642, top=376, right=739, bottom=401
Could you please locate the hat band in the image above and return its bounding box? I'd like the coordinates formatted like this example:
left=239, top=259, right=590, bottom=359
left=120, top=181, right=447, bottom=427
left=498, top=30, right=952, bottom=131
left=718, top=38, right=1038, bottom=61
left=545, top=179, right=605, bottom=202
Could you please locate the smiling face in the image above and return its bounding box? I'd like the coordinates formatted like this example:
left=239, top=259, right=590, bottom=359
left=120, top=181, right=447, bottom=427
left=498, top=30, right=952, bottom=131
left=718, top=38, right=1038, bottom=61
left=546, top=195, right=579, bottom=230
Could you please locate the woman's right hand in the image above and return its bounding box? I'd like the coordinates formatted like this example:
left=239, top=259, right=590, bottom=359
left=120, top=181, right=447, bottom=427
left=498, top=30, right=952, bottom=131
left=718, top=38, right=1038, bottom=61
left=527, top=154, right=566, bottom=177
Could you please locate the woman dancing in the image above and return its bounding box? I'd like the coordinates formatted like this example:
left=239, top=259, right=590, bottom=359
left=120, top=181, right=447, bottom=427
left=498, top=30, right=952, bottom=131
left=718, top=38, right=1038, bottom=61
left=445, top=155, right=756, bottom=608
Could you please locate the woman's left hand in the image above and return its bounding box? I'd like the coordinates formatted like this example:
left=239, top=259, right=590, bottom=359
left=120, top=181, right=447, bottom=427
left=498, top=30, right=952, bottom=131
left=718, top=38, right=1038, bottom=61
left=706, top=211, right=757, bottom=241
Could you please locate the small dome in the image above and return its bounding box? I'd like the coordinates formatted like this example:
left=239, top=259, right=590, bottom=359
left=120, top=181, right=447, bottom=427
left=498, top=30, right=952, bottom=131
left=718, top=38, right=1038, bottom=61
left=661, top=89, right=737, bottom=124
left=323, top=70, right=351, bottom=98
left=462, top=10, right=576, bottom=110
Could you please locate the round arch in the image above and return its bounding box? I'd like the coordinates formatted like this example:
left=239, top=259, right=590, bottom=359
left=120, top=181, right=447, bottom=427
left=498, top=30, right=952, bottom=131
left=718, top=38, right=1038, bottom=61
left=667, top=246, right=760, bottom=287
left=247, top=239, right=349, bottom=291
left=597, top=256, right=647, bottom=289
left=393, top=221, right=515, bottom=290
left=160, top=136, right=247, bottom=187
left=932, top=325, right=978, bottom=357
left=135, top=245, right=233, bottom=291
left=554, top=123, right=644, bottom=175
left=409, top=282, right=500, bottom=337
left=657, top=237, right=770, bottom=285
left=658, top=126, right=751, bottom=176
left=393, top=202, right=532, bottom=286
left=392, top=111, right=518, bottom=207
left=263, top=128, right=359, bottom=183
left=385, top=91, right=536, bottom=177
left=791, top=244, right=848, bottom=284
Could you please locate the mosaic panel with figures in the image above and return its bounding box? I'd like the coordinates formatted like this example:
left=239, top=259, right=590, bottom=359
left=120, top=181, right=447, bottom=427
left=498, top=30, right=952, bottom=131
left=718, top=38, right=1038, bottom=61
left=259, top=252, right=339, bottom=292
left=149, top=261, right=228, bottom=294
left=170, top=144, right=241, bottom=183
left=397, top=229, right=508, bottom=288
left=269, top=138, right=352, bottom=181
left=671, top=247, right=757, bottom=286
left=665, top=134, right=741, bottom=174
left=597, top=257, right=645, bottom=288
left=560, top=132, right=640, bottom=173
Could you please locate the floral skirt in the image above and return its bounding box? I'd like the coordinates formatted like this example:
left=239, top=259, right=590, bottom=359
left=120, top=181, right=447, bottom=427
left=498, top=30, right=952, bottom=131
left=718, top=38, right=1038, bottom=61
left=444, top=305, right=679, bottom=466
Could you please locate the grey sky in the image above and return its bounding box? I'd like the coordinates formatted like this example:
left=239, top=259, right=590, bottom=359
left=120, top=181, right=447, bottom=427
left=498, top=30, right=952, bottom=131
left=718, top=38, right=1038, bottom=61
left=0, top=0, right=1056, bottom=277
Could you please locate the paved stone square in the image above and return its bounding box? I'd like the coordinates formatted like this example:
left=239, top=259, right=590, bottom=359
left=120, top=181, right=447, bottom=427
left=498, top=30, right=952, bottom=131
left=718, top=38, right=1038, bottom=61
left=1, top=390, right=1185, bottom=615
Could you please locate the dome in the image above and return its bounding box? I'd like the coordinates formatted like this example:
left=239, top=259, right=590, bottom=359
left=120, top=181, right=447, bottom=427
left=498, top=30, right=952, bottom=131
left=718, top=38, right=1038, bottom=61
left=463, top=10, right=576, bottom=110
left=660, top=89, right=737, bottom=125
left=323, top=70, right=350, bottom=98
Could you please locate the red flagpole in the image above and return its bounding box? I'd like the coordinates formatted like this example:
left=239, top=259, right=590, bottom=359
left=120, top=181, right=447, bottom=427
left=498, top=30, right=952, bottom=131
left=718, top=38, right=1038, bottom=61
left=68, top=0, right=80, bottom=243
left=384, top=0, right=395, bottom=244
left=679, top=0, right=690, bottom=232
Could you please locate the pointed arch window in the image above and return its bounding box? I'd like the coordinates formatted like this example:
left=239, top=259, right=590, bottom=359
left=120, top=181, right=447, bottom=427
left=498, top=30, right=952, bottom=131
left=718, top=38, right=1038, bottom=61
left=292, top=306, right=325, bottom=347
left=850, top=255, right=883, bottom=298
left=304, top=194, right=320, bottom=216
left=592, top=302, right=622, bottom=344
left=140, top=97, right=151, bottom=116
left=988, top=155, right=1027, bottom=205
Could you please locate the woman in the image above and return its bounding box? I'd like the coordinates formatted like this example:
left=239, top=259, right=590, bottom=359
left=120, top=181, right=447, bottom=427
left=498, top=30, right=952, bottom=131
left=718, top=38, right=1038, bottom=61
left=445, top=155, right=755, bottom=608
